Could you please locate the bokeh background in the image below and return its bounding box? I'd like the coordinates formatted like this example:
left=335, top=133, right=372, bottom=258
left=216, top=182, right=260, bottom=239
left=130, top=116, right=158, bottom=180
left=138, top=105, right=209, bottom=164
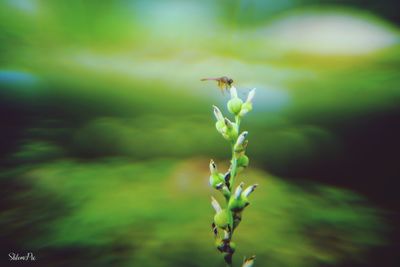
left=1, top=0, right=399, bottom=266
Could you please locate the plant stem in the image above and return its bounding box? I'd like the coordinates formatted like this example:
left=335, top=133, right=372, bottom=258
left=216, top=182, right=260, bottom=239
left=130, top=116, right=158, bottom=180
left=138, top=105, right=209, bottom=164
left=235, top=115, right=241, bottom=130
left=229, top=116, right=241, bottom=190
left=229, top=145, right=237, bottom=191
left=225, top=253, right=233, bottom=267
left=224, top=115, right=243, bottom=267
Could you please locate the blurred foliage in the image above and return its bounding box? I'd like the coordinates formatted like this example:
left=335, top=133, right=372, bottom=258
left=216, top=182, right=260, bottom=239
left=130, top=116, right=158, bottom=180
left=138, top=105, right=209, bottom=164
left=0, top=159, right=385, bottom=267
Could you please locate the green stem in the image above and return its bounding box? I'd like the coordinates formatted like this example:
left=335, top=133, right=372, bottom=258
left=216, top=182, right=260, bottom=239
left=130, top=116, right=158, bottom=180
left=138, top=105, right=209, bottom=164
left=229, top=116, right=241, bottom=190
left=224, top=115, right=243, bottom=267
left=235, top=115, right=241, bottom=130
left=229, top=145, right=237, bottom=191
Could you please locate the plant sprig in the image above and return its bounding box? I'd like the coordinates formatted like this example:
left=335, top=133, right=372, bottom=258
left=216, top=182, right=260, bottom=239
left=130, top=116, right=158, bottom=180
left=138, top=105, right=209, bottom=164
left=209, top=86, right=257, bottom=267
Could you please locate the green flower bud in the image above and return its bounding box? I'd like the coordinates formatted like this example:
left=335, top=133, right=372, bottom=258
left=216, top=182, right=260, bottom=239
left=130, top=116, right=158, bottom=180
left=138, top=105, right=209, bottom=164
left=235, top=131, right=248, bottom=147
left=237, top=155, right=249, bottom=171
left=239, top=89, right=256, bottom=117
left=227, top=97, right=243, bottom=115
left=229, top=201, right=250, bottom=212
left=242, top=184, right=258, bottom=198
left=210, top=174, right=225, bottom=188
left=215, top=118, right=238, bottom=141
left=211, top=196, right=222, bottom=213
left=228, top=183, right=248, bottom=211
left=233, top=182, right=244, bottom=198
left=234, top=131, right=248, bottom=155
left=239, top=102, right=253, bottom=116
left=214, top=105, right=228, bottom=135
left=223, top=118, right=238, bottom=141
left=246, top=88, right=256, bottom=103
left=215, top=120, right=226, bottom=133
left=214, top=209, right=233, bottom=229
left=228, top=195, right=248, bottom=212
left=209, top=160, right=225, bottom=188
left=228, top=183, right=258, bottom=212
left=209, top=159, right=218, bottom=174
left=213, top=105, right=224, bottom=121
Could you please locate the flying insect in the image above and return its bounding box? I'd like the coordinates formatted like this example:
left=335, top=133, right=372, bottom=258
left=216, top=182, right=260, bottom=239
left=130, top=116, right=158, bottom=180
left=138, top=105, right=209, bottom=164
left=201, top=76, right=234, bottom=93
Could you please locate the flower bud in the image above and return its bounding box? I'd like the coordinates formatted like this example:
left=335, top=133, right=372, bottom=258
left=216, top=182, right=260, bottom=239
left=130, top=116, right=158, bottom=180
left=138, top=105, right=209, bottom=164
left=227, top=97, right=243, bottom=115
left=239, top=89, right=256, bottom=117
left=224, top=117, right=234, bottom=129
left=230, top=86, right=238, bottom=98
left=237, top=155, right=249, bottom=171
left=214, top=106, right=238, bottom=141
left=209, top=160, right=224, bottom=188
left=243, top=255, right=256, bottom=267
left=213, top=105, right=224, bottom=121
left=221, top=118, right=238, bottom=141
left=215, top=120, right=226, bottom=133
left=228, top=198, right=248, bottom=212
left=228, top=183, right=248, bottom=212
left=234, top=182, right=244, bottom=199
left=211, top=196, right=222, bottom=212
left=228, top=183, right=258, bottom=212
left=214, top=209, right=233, bottom=230
left=239, top=102, right=252, bottom=116
left=234, top=132, right=248, bottom=158
left=209, top=159, right=218, bottom=174
left=234, top=131, right=248, bottom=150
left=242, top=184, right=258, bottom=198
left=246, top=88, right=256, bottom=103
left=210, top=174, right=225, bottom=189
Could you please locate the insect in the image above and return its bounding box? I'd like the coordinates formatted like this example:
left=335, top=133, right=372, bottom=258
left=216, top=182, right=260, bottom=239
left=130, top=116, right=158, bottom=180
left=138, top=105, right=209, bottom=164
left=201, top=76, right=234, bottom=93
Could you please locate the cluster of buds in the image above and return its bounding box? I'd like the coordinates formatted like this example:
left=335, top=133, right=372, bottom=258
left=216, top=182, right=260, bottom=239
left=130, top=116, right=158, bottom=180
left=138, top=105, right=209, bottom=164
left=227, top=86, right=255, bottom=117
left=213, top=87, right=256, bottom=144
left=214, top=105, right=238, bottom=142
left=208, top=86, right=257, bottom=267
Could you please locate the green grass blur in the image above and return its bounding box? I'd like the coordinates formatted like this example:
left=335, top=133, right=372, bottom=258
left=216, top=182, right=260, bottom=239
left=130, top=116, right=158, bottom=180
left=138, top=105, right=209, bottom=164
left=0, top=158, right=385, bottom=267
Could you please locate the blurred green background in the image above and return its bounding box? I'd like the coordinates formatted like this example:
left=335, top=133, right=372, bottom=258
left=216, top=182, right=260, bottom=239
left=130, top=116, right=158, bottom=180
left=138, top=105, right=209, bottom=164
left=1, top=0, right=399, bottom=266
